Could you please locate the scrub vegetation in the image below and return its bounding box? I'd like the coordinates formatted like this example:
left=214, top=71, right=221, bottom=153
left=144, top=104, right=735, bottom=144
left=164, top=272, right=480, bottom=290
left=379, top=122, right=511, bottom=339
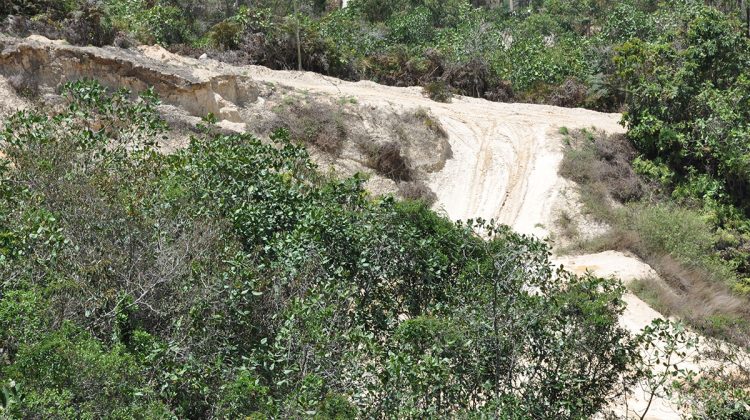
left=0, top=80, right=641, bottom=418
left=2, top=0, right=748, bottom=110
left=3, top=0, right=750, bottom=417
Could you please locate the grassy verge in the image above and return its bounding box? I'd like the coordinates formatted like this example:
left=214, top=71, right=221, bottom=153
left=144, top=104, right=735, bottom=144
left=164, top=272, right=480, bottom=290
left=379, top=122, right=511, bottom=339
left=558, top=129, right=750, bottom=348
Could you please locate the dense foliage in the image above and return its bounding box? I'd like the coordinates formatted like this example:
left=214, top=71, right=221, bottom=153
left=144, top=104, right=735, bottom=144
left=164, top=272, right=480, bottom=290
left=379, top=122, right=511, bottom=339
left=3, top=0, right=747, bottom=109
left=0, top=81, right=640, bottom=417
left=612, top=3, right=750, bottom=294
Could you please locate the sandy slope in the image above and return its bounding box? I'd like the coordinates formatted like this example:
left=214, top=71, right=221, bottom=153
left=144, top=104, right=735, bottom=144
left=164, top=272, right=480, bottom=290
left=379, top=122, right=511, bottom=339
left=138, top=45, right=623, bottom=226
left=223, top=66, right=625, bottom=230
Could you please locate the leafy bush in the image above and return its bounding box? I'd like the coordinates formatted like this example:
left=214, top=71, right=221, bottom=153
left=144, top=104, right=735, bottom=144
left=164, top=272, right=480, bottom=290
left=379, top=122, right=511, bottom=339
left=602, top=1, right=657, bottom=43
left=615, top=5, right=750, bottom=224
left=64, top=2, right=115, bottom=46
left=209, top=20, right=242, bottom=50
left=4, top=323, right=170, bottom=419
left=387, top=6, right=435, bottom=45
left=139, top=4, right=193, bottom=45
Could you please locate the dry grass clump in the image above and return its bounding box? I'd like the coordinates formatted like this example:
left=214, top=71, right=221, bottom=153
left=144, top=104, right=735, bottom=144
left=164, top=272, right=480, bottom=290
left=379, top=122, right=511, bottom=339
left=273, top=97, right=348, bottom=156
left=398, top=181, right=437, bottom=205
left=422, top=80, right=453, bottom=103
left=629, top=277, right=679, bottom=317
left=547, top=77, right=588, bottom=108
left=363, top=141, right=413, bottom=182
left=630, top=256, right=749, bottom=348
left=268, top=97, right=449, bottom=192
left=410, top=107, right=448, bottom=139
left=387, top=107, right=452, bottom=173
left=559, top=129, right=644, bottom=209
left=354, top=107, right=450, bottom=181
left=554, top=209, right=580, bottom=240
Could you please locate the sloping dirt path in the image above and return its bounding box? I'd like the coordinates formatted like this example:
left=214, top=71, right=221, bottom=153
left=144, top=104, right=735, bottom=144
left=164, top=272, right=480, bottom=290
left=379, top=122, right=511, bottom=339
left=228, top=64, right=625, bottom=228
left=130, top=45, right=626, bottom=238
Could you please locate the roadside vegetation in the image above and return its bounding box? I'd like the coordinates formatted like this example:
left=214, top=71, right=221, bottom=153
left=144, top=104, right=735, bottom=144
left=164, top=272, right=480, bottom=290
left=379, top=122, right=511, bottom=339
left=555, top=0, right=750, bottom=354
left=558, top=128, right=750, bottom=350
left=2, top=1, right=748, bottom=110
left=558, top=127, right=750, bottom=417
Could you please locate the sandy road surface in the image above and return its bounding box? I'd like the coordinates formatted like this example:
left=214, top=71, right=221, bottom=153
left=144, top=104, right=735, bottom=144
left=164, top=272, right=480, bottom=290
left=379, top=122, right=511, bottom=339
left=138, top=45, right=623, bottom=229
left=237, top=67, right=624, bottom=230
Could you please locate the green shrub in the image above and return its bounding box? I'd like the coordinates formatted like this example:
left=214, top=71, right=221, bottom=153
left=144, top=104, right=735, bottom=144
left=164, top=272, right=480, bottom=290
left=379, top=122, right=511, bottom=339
left=210, top=20, right=242, bottom=50
left=315, top=393, right=358, bottom=419
left=3, top=323, right=169, bottom=418
left=615, top=5, right=750, bottom=222
left=215, top=370, right=272, bottom=418
left=138, top=4, right=193, bottom=45
left=0, top=290, right=51, bottom=360
left=65, top=2, right=115, bottom=46
left=602, top=2, right=657, bottom=42
left=632, top=204, right=715, bottom=264
left=387, top=6, right=435, bottom=45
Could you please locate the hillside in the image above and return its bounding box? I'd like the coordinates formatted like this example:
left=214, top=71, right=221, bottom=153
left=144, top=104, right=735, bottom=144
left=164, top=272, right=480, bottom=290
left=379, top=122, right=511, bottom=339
left=2, top=1, right=750, bottom=418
